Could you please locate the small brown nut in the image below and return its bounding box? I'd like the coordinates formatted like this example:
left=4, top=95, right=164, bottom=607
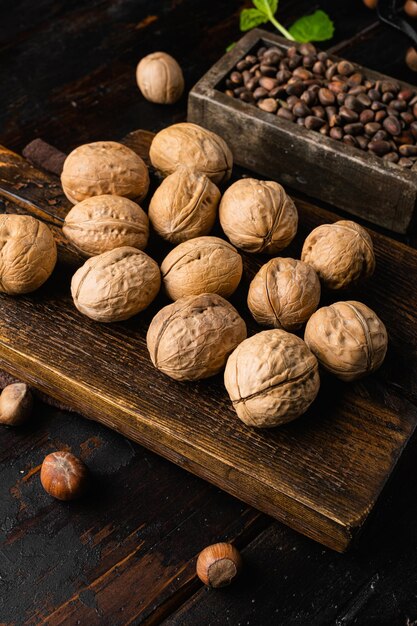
left=196, top=543, right=242, bottom=588
left=71, top=247, right=160, bottom=322
left=147, top=293, right=247, bottom=381
left=136, top=52, right=184, bottom=104
left=219, top=179, right=298, bottom=254
left=63, top=195, right=149, bottom=257
left=224, top=330, right=320, bottom=428
left=301, top=220, right=375, bottom=290
left=61, top=141, right=150, bottom=204
left=150, top=123, right=233, bottom=184
left=247, top=258, right=320, bottom=330
left=305, top=301, right=387, bottom=381
left=0, top=215, right=57, bottom=294
left=148, top=168, right=219, bottom=244
left=40, top=451, right=89, bottom=501
left=0, top=383, right=33, bottom=426
left=161, top=236, right=242, bottom=301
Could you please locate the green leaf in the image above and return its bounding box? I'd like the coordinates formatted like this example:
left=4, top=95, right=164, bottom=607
left=226, top=42, right=236, bottom=52
left=253, top=0, right=278, bottom=16
left=289, top=10, right=334, bottom=43
left=239, top=8, right=268, bottom=32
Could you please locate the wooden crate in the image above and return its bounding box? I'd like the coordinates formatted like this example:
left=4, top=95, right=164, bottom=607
left=188, top=28, right=417, bottom=234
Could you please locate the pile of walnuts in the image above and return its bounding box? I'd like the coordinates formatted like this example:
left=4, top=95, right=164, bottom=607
left=1, top=121, right=388, bottom=430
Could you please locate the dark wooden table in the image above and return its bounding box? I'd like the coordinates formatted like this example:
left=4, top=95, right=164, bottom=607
left=1, top=1, right=417, bottom=624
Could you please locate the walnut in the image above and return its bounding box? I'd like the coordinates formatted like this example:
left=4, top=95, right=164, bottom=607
left=148, top=167, right=220, bottom=244
left=136, top=52, right=184, bottom=104
left=224, top=330, right=320, bottom=428
left=304, top=300, right=388, bottom=381
left=301, top=220, right=375, bottom=290
left=71, top=247, right=160, bottom=322
left=149, top=123, right=233, bottom=184
left=63, top=195, right=149, bottom=257
left=61, top=141, right=150, bottom=204
left=248, top=257, right=320, bottom=330
left=0, top=215, right=57, bottom=294
left=219, top=179, right=298, bottom=254
left=161, top=236, right=243, bottom=301
left=147, top=293, right=247, bottom=380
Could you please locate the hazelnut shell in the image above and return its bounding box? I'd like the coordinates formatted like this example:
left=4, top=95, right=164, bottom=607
left=40, top=451, right=89, bottom=501
left=196, top=543, right=242, bottom=588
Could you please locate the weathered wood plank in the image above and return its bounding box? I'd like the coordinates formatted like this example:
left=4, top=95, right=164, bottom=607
left=0, top=145, right=416, bottom=553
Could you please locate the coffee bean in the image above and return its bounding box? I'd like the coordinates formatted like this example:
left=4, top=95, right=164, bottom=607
left=269, top=85, right=287, bottom=99
left=337, top=60, right=355, bottom=76
left=286, top=81, right=305, bottom=97
left=319, top=124, right=329, bottom=136
left=279, top=58, right=290, bottom=71
left=398, top=157, right=413, bottom=167
left=401, top=112, right=415, bottom=125
left=383, top=116, right=402, bottom=136
left=253, top=87, right=269, bottom=100
left=348, top=86, right=367, bottom=96
left=318, top=88, right=335, bottom=106
left=305, top=115, right=325, bottom=130
left=287, top=46, right=298, bottom=57
left=371, top=101, right=384, bottom=111
left=379, top=80, right=399, bottom=94
left=360, top=109, right=375, bottom=124
left=390, top=99, right=407, bottom=112
left=245, top=77, right=259, bottom=91
left=357, top=93, right=372, bottom=108
left=300, top=90, right=317, bottom=106
left=259, top=76, right=278, bottom=91
left=225, top=89, right=234, bottom=98
left=386, top=107, right=400, bottom=118
left=356, top=135, right=369, bottom=150
left=276, top=69, right=291, bottom=84
left=249, top=63, right=260, bottom=74
left=328, top=81, right=348, bottom=94
left=300, top=43, right=317, bottom=56
left=288, top=55, right=302, bottom=70
left=287, top=95, right=299, bottom=108
left=368, top=140, right=391, bottom=155
left=277, top=107, right=295, bottom=122
left=293, top=67, right=313, bottom=80
left=364, top=80, right=375, bottom=89
left=259, top=65, right=277, bottom=77
left=382, top=92, right=394, bottom=104
left=375, top=110, right=387, bottom=123
left=337, top=92, right=346, bottom=106
left=245, top=55, right=257, bottom=64
left=413, top=103, right=417, bottom=118
left=364, top=122, right=381, bottom=136
left=293, top=101, right=311, bottom=117
left=368, top=89, right=381, bottom=101
left=344, top=95, right=364, bottom=112
left=258, top=98, right=278, bottom=113
left=312, top=61, right=326, bottom=75
left=263, top=47, right=284, bottom=65
left=317, top=51, right=328, bottom=62
left=257, top=46, right=267, bottom=59
left=373, top=129, right=388, bottom=141
left=312, top=105, right=326, bottom=119
left=410, top=121, right=417, bottom=138
left=348, top=72, right=363, bottom=86
left=344, top=122, right=364, bottom=135
left=330, top=127, right=343, bottom=140
left=297, top=117, right=305, bottom=126
left=302, top=54, right=317, bottom=69
left=340, top=106, right=359, bottom=123
left=383, top=151, right=400, bottom=163
left=343, top=135, right=358, bottom=147
left=240, top=91, right=255, bottom=103
left=233, top=86, right=246, bottom=96
left=399, top=144, right=417, bottom=157
left=236, top=59, right=251, bottom=72
left=325, top=64, right=338, bottom=80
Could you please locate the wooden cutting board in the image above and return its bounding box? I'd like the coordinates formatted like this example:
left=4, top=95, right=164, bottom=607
left=0, top=143, right=416, bottom=552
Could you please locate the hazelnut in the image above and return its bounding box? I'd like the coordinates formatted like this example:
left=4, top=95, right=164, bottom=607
left=196, top=543, right=242, bottom=588
left=150, top=123, right=233, bottom=184
left=304, top=300, right=388, bottom=381
left=0, top=383, right=33, bottom=426
left=147, top=293, right=247, bottom=381
left=63, top=195, right=149, bottom=257
left=136, top=52, right=184, bottom=104
left=161, top=236, right=243, bottom=301
left=40, top=451, right=89, bottom=500
left=61, top=141, right=150, bottom=204
left=301, top=220, right=375, bottom=290
left=71, top=247, right=160, bottom=322
left=248, top=257, right=320, bottom=330
left=406, top=47, right=417, bottom=72
left=219, top=179, right=298, bottom=254
left=0, top=215, right=57, bottom=294
left=148, top=167, right=220, bottom=244
left=224, top=330, right=320, bottom=428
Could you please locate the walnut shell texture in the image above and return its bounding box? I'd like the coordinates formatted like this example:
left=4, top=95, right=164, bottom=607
left=147, top=293, right=247, bottom=381
left=61, top=141, right=150, bottom=204
left=219, top=179, right=298, bottom=254
left=148, top=167, right=220, bottom=244
left=248, top=257, right=320, bottom=330
left=149, top=123, right=233, bottom=184
left=136, top=52, right=184, bottom=104
left=63, top=195, right=149, bottom=257
left=0, top=215, right=57, bottom=295
left=71, top=247, right=160, bottom=322
left=161, top=236, right=243, bottom=301
left=301, top=220, right=375, bottom=290
left=304, top=300, right=388, bottom=381
left=224, top=330, right=320, bottom=428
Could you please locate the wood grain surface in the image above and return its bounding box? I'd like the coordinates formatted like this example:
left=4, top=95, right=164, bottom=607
left=0, top=142, right=416, bottom=553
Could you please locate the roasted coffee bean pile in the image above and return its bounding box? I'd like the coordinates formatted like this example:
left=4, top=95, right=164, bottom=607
left=223, top=42, right=417, bottom=168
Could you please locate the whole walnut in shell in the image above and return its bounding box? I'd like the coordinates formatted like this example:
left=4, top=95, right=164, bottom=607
left=219, top=179, right=298, bottom=254
left=148, top=168, right=220, bottom=244
left=304, top=301, right=387, bottom=381
left=224, top=330, right=320, bottom=428
left=149, top=123, right=233, bottom=184
left=161, top=236, right=243, bottom=301
left=147, top=293, right=247, bottom=381
left=71, top=247, right=160, bottom=322
left=136, top=52, right=184, bottom=104
left=0, top=215, right=57, bottom=294
left=248, top=257, right=320, bottom=330
left=301, top=220, right=375, bottom=290
left=63, top=195, right=149, bottom=257
left=61, top=141, right=150, bottom=204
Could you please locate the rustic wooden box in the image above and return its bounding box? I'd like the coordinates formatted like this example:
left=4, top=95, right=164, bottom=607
left=188, top=28, right=417, bottom=234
